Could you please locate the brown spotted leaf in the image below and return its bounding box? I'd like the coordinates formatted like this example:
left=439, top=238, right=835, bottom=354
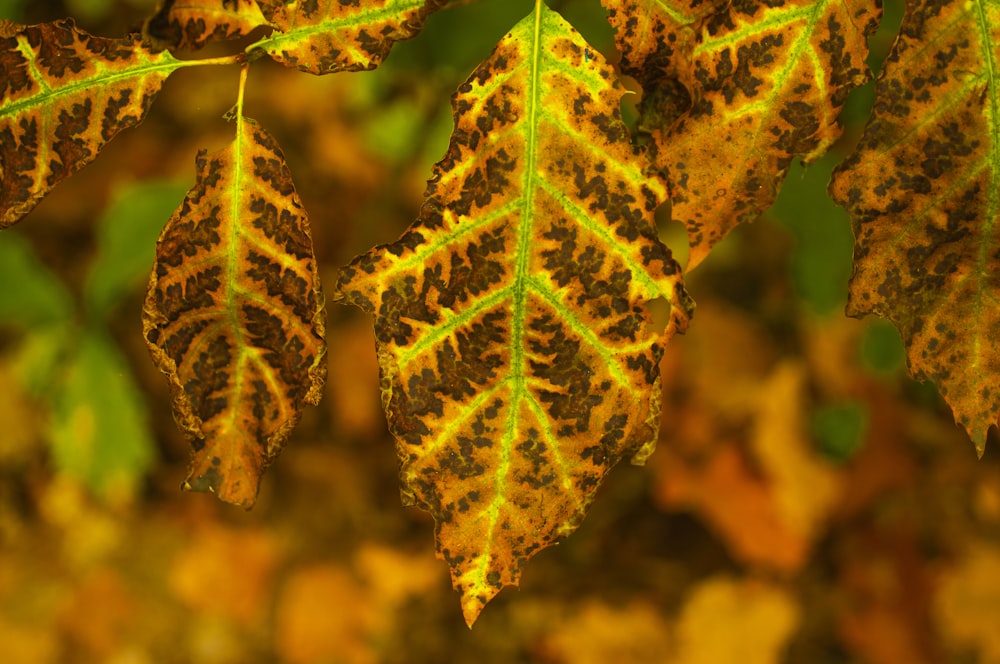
left=252, top=0, right=445, bottom=75
left=601, top=0, right=726, bottom=131
left=145, top=0, right=271, bottom=50
left=335, top=1, right=692, bottom=625
left=0, top=19, right=187, bottom=228
left=143, top=114, right=326, bottom=508
left=627, top=0, right=880, bottom=270
left=830, top=0, right=1000, bottom=453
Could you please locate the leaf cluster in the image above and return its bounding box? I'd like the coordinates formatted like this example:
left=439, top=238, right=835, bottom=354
left=1, top=0, right=998, bottom=625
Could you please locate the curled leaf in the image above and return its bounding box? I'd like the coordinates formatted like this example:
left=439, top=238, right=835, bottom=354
left=143, top=115, right=326, bottom=508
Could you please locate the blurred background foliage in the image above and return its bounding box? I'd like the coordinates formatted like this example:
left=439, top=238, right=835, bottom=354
left=3, top=1, right=1000, bottom=663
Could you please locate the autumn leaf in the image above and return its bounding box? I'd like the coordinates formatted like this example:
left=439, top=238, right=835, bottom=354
left=0, top=19, right=189, bottom=228
left=830, top=0, right=1000, bottom=454
left=144, top=0, right=272, bottom=50
left=673, top=576, right=799, bottom=664
left=601, top=0, right=725, bottom=132
left=614, top=0, right=880, bottom=270
left=335, top=0, right=693, bottom=625
left=142, top=109, right=326, bottom=509
left=253, top=0, right=446, bottom=75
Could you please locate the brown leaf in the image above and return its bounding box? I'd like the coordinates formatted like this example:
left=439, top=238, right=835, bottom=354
left=145, top=0, right=272, bottom=50
left=601, top=0, right=726, bottom=131
left=0, top=20, right=186, bottom=227
left=255, top=0, right=445, bottom=75
left=335, top=3, right=692, bottom=625
left=143, top=115, right=326, bottom=508
left=623, top=0, right=881, bottom=269
left=830, top=0, right=1000, bottom=453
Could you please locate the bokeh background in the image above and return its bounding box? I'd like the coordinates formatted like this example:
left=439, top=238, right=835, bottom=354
left=3, top=0, right=1000, bottom=662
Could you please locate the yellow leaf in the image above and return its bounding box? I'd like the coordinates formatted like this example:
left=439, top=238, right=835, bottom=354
left=830, top=0, right=1000, bottom=454
left=143, top=113, right=327, bottom=508
left=0, top=20, right=188, bottom=227
left=336, top=0, right=692, bottom=625
left=674, top=576, right=799, bottom=664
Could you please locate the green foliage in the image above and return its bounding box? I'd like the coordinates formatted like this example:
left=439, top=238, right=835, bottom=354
left=49, top=328, right=155, bottom=499
left=812, top=400, right=869, bottom=462
left=0, top=179, right=182, bottom=500
left=769, top=156, right=855, bottom=317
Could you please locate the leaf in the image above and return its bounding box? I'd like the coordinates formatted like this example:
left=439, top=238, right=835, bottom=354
left=169, top=523, right=280, bottom=625
left=830, top=0, right=1000, bottom=453
left=49, top=328, right=156, bottom=500
left=673, top=576, right=799, bottom=664
left=614, top=0, right=880, bottom=270
left=142, top=114, right=326, bottom=508
left=335, top=1, right=693, bottom=625
left=0, top=229, right=73, bottom=326
left=85, top=179, right=189, bottom=318
left=601, top=0, right=725, bottom=132
left=254, top=0, right=445, bottom=74
left=0, top=19, right=187, bottom=228
left=144, top=0, right=272, bottom=50
left=935, top=540, right=1000, bottom=663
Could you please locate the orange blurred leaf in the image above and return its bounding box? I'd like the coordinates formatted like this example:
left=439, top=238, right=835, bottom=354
left=673, top=576, right=799, bottom=664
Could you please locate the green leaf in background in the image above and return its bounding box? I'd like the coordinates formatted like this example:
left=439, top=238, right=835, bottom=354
left=812, top=400, right=868, bottom=463
left=861, top=318, right=906, bottom=377
left=49, top=328, right=156, bottom=500
left=0, top=0, right=27, bottom=20
left=64, top=0, right=114, bottom=22
left=0, top=231, right=73, bottom=328
left=85, top=179, right=189, bottom=318
left=769, top=156, right=854, bottom=317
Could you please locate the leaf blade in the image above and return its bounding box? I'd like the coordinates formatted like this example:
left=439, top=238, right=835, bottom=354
left=143, top=116, right=326, bottom=508
left=617, top=0, right=880, bottom=270
left=336, top=2, right=692, bottom=625
left=145, top=0, right=272, bottom=50
left=0, top=19, right=186, bottom=228
left=254, top=0, right=444, bottom=74
left=830, top=0, right=1000, bottom=452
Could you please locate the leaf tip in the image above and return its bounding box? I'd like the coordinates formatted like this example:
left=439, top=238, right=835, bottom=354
left=460, top=593, right=487, bottom=629
left=182, top=444, right=260, bottom=509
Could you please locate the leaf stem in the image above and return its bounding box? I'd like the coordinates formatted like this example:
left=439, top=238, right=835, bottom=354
left=236, top=62, right=249, bottom=121
left=175, top=54, right=243, bottom=69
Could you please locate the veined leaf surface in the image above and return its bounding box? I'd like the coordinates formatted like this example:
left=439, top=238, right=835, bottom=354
left=336, top=0, right=693, bottom=626
left=144, top=0, right=271, bottom=50
left=143, top=115, right=326, bottom=508
left=627, top=0, right=880, bottom=270
left=831, top=0, right=1000, bottom=453
left=0, top=19, right=187, bottom=228
left=254, top=0, right=445, bottom=74
left=601, top=0, right=725, bottom=132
